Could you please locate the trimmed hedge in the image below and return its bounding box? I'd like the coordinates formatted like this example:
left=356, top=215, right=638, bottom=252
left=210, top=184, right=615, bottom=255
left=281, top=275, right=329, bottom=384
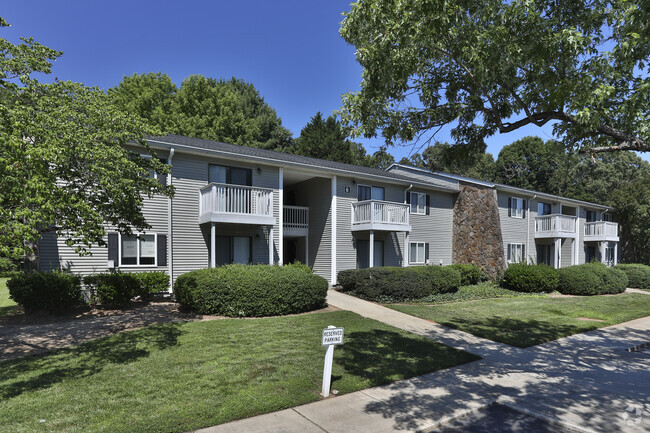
left=501, top=263, right=559, bottom=293
left=558, top=263, right=628, bottom=295
left=7, top=272, right=83, bottom=314
left=338, top=266, right=461, bottom=302
left=84, top=272, right=141, bottom=308
left=132, top=272, right=170, bottom=299
left=449, top=263, right=483, bottom=285
left=615, top=264, right=650, bottom=290
left=173, top=264, right=328, bottom=317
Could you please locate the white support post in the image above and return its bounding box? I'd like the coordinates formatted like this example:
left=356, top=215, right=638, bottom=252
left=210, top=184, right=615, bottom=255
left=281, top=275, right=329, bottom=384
left=369, top=230, right=375, bottom=268
left=554, top=238, right=560, bottom=269
left=614, top=243, right=618, bottom=266
left=278, top=168, right=284, bottom=265
left=321, top=325, right=336, bottom=397
left=571, top=239, right=576, bottom=266
left=331, top=176, right=337, bottom=286
left=269, top=226, right=274, bottom=265
left=210, top=222, right=216, bottom=268
left=599, top=241, right=605, bottom=265
left=404, top=232, right=410, bottom=267
left=575, top=206, right=581, bottom=265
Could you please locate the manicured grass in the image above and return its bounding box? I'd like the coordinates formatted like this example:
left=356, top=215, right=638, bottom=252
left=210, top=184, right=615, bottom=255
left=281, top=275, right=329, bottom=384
left=389, top=293, right=650, bottom=348
left=391, top=282, right=547, bottom=304
left=0, top=310, right=478, bottom=433
left=0, top=278, right=19, bottom=318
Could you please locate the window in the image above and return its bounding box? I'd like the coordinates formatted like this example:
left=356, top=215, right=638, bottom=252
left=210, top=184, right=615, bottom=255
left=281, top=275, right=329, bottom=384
left=214, top=236, right=252, bottom=266
left=120, top=234, right=157, bottom=266
left=537, top=244, right=552, bottom=266
left=507, top=243, right=525, bottom=263
left=605, top=245, right=615, bottom=266
left=586, top=210, right=597, bottom=222
left=602, top=213, right=613, bottom=222
left=209, top=164, right=252, bottom=186
left=585, top=245, right=597, bottom=263
left=357, top=185, right=384, bottom=201
left=356, top=240, right=384, bottom=269
left=409, top=242, right=426, bottom=264
left=410, top=192, right=426, bottom=214
left=537, top=202, right=552, bottom=216
left=508, top=197, right=526, bottom=218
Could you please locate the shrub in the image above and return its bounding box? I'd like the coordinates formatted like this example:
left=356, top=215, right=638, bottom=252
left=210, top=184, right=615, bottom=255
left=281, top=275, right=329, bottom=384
left=84, top=272, right=140, bottom=308
left=501, top=263, right=559, bottom=293
left=337, top=269, right=358, bottom=291
left=448, top=263, right=482, bottom=285
left=7, top=271, right=83, bottom=314
left=0, top=257, right=17, bottom=272
left=615, top=264, right=650, bottom=290
left=131, top=272, right=170, bottom=300
left=173, top=264, right=328, bottom=317
left=348, top=266, right=461, bottom=302
left=558, top=263, right=628, bottom=295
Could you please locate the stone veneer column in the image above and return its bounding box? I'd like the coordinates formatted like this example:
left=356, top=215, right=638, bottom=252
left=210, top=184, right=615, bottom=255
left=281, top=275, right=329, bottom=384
left=452, top=183, right=506, bottom=278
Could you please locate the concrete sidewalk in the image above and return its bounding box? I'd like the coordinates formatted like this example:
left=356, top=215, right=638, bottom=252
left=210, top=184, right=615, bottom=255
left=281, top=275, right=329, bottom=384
left=197, top=292, right=650, bottom=433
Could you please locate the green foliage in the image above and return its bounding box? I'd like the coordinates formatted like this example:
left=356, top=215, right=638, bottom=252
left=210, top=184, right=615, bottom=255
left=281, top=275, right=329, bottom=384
left=84, top=272, right=141, bottom=308
left=340, top=0, right=650, bottom=154
left=615, top=264, right=650, bottom=290
left=173, top=264, right=328, bottom=317
left=558, top=263, right=628, bottom=295
left=0, top=20, right=173, bottom=260
left=0, top=257, right=17, bottom=272
left=111, top=74, right=293, bottom=151
left=131, top=272, right=170, bottom=299
left=413, top=282, right=547, bottom=304
left=611, top=174, right=650, bottom=265
left=343, top=266, right=460, bottom=302
left=501, top=263, right=560, bottom=293
left=448, top=263, right=483, bottom=285
left=7, top=271, right=82, bottom=313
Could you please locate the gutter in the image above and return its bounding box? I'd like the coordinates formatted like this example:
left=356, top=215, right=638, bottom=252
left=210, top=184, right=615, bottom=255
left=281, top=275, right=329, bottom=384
left=167, top=147, right=175, bottom=293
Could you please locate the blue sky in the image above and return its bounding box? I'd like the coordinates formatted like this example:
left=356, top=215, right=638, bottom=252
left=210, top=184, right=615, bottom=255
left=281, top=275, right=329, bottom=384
left=2, top=1, right=632, bottom=162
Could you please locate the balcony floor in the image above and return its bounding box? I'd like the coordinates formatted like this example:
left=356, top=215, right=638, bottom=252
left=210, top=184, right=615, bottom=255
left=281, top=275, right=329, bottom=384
left=199, top=212, right=276, bottom=226
left=351, top=222, right=412, bottom=232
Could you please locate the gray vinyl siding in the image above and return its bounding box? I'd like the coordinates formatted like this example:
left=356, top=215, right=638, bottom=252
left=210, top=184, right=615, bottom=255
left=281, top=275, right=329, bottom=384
left=561, top=239, right=573, bottom=267
left=38, top=231, right=61, bottom=272
left=409, top=190, right=454, bottom=266
left=336, top=177, right=356, bottom=273
left=498, top=192, right=529, bottom=264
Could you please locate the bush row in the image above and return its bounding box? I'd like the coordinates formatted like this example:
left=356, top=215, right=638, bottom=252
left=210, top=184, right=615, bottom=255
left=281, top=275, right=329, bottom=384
left=337, top=266, right=461, bottom=302
left=7, top=271, right=169, bottom=313
left=614, top=263, right=650, bottom=290
left=173, top=263, right=327, bottom=317
left=502, top=262, right=628, bottom=295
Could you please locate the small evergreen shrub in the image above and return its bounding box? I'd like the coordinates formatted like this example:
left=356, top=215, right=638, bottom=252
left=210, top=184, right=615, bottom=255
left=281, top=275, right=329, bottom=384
left=501, top=263, right=559, bottom=293
left=337, top=269, right=358, bottom=291
left=7, top=271, right=83, bottom=314
left=132, top=272, right=170, bottom=299
left=173, top=264, right=328, bottom=317
left=448, top=263, right=482, bottom=285
left=615, top=264, right=650, bottom=290
left=558, top=263, right=628, bottom=295
left=417, top=266, right=462, bottom=294
left=84, top=272, right=140, bottom=308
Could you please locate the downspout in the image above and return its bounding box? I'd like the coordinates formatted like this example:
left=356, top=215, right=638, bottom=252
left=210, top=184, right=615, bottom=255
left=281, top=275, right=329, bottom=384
left=527, top=195, right=536, bottom=264
left=404, top=184, right=413, bottom=203
left=167, top=147, right=175, bottom=293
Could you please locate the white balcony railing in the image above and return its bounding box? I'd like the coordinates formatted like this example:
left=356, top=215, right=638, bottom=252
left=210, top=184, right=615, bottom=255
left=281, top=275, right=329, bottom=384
left=284, top=205, right=309, bottom=234
left=535, top=214, right=577, bottom=237
left=199, top=183, right=274, bottom=224
left=352, top=200, right=410, bottom=231
left=584, top=221, right=619, bottom=240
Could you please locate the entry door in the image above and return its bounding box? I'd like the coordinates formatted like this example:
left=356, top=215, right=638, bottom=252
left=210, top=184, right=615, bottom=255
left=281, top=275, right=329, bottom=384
left=357, top=240, right=384, bottom=269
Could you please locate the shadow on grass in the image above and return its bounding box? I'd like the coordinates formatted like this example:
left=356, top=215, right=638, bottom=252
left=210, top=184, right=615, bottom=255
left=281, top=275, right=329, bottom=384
left=336, top=329, right=479, bottom=387
left=0, top=305, right=20, bottom=319
left=439, top=316, right=595, bottom=348
left=0, top=322, right=184, bottom=399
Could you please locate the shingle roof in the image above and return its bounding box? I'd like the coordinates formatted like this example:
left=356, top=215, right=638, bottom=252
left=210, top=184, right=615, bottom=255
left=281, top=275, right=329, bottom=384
left=146, top=134, right=459, bottom=191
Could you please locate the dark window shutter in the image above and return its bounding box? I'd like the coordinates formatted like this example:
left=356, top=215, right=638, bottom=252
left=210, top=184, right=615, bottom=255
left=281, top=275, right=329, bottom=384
left=108, top=233, right=119, bottom=264
left=507, top=244, right=511, bottom=261
left=522, top=244, right=526, bottom=263
left=425, top=243, right=430, bottom=262
left=406, top=191, right=411, bottom=204
left=157, top=234, right=167, bottom=266
left=508, top=198, right=512, bottom=217
left=522, top=200, right=527, bottom=218
left=426, top=194, right=431, bottom=215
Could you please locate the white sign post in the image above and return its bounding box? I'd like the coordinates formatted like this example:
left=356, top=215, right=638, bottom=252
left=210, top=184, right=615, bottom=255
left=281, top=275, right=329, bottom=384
left=321, top=325, right=344, bottom=398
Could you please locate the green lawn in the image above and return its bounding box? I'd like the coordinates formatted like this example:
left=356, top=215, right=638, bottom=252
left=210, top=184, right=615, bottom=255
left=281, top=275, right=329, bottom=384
left=0, top=277, right=19, bottom=318
left=0, top=310, right=478, bottom=433
left=389, top=293, right=650, bottom=347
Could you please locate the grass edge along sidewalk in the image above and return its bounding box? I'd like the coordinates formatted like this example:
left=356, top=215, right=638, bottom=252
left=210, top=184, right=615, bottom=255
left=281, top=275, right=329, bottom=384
left=389, top=293, right=650, bottom=347
left=0, top=310, right=479, bottom=433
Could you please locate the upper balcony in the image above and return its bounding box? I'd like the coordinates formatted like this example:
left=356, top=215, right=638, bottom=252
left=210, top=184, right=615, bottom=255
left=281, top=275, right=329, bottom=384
left=199, top=183, right=275, bottom=225
left=283, top=205, right=309, bottom=237
left=351, top=200, right=411, bottom=232
left=535, top=214, right=577, bottom=239
left=584, top=221, right=619, bottom=242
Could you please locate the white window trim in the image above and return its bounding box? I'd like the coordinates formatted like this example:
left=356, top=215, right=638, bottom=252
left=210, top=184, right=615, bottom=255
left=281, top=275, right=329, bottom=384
left=508, top=243, right=525, bottom=264
left=510, top=197, right=524, bottom=219
left=410, top=192, right=426, bottom=215
left=118, top=233, right=158, bottom=267
left=409, top=241, right=426, bottom=264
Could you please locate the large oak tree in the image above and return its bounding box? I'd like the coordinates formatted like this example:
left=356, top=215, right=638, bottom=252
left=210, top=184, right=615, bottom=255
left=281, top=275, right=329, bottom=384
left=340, top=0, right=650, bottom=155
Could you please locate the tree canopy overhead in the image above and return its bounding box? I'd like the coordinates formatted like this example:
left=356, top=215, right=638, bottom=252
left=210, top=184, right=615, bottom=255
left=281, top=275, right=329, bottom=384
left=0, top=19, right=172, bottom=260
left=340, top=0, right=650, bottom=155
